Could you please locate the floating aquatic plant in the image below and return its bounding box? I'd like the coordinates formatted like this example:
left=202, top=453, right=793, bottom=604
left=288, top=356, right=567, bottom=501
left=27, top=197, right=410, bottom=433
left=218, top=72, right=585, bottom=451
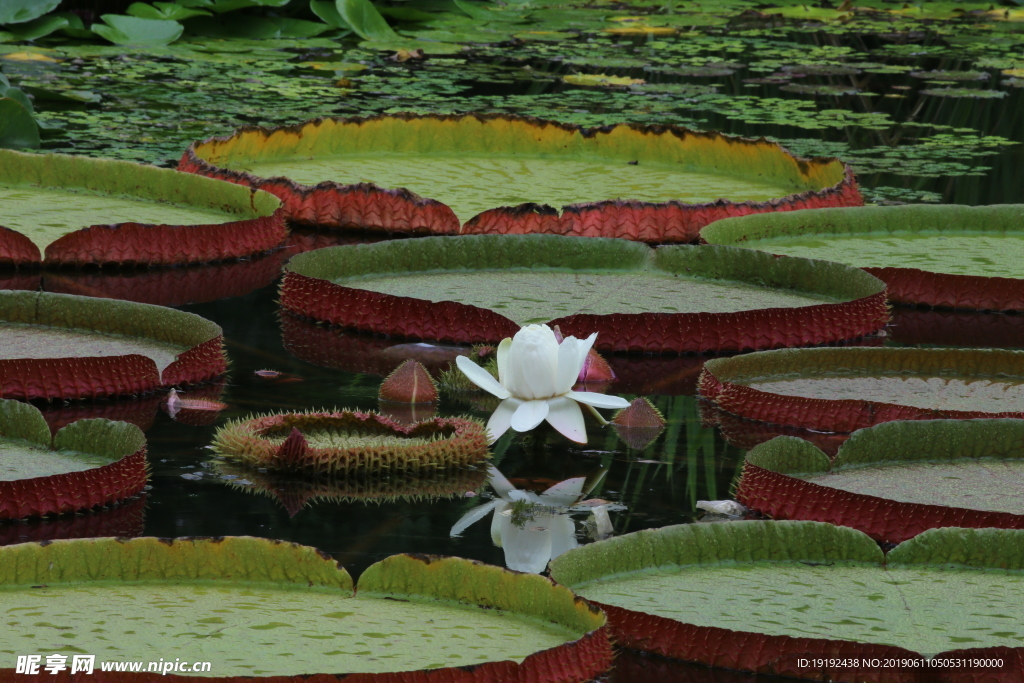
left=612, top=398, right=666, bottom=451
left=739, top=420, right=1024, bottom=544
left=0, top=398, right=147, bottom=520
left=378, top=359, right=438, bottom=404
left=551, top=520, right=1024, bottom=681
left=702, top=204, right=1024, bottom=311
left=0, top=536, right=612, bottom=681
left=0, top=290, right=226, bottom=401
left=280, top=235, right=888, bottom=353
left=212, top=409, right=489, bottom=475
left=699, top=347, right=1024, bottom=433
left=180, top=113, right=861, bottom=242
left=0, top=149, right=286, bottom=267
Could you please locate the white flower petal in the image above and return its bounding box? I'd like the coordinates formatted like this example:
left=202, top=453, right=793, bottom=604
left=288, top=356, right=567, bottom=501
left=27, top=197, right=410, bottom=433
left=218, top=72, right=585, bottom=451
left=506, top=324, right=559, bottom=399
left=510, top=399, right=550, bottom=432
left=450, top=499, right=500, bottom=537
left=486, top=397, right=522, bottom=443
left=545, top=395, right=587, bottom=443
left=491, top=501, right=510, bottom=547
left=581, top=402, right=609, bottom=425
left=455, top=355, right=511, bottom=399
left=501, top=513, right=553, bottom=574
left=487, top=465, right=517, bottom=500
left=539, top=476, right=587, bottom=507
left=548, top=513, right=579, bottom=561
left=555, top=336, right=586, bottom=395
left=566, top=390, right=631, bottom=409
left=496, top=337, right=512, bottom=387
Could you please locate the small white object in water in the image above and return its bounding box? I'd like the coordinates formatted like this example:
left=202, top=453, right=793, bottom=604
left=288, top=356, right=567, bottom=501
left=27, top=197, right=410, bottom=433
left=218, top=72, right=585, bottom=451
left=696, top=500, right=747, bottom=517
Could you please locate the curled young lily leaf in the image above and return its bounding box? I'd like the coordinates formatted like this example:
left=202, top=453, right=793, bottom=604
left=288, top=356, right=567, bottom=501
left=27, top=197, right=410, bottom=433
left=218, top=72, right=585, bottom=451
left=699, top=347, right=1024, bottom=433
left=551, top=520, right=1024, bottom=681
left=0, top=537, right=611, bottom=680
left=702, top=205, right=1024, bottom=311
left=0, top=290, right=227, bottom=400
left=0, top=148, right=285, bottom=267
left=739, top=419, right=1024, bottom=544
left=180, top=113, right=862, bottom=243
left=0, top=398, right=147, bottom=520
left=281, top=235, right=888, bottom=353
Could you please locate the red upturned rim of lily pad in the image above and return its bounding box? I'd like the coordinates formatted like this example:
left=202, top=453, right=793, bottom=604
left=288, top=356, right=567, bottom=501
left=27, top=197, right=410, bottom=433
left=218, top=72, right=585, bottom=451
left=0, top=495, right=147, bottom=547
left=698, top=346, right=1024, bottom=433
left=549, top=520, right=1024, bottom=682
left=211, top=409, right=490, bottom=475
left=280, top=235, right=888, bottom=354
left=701, top=204, right=1024, bottom=311
left=0, top=399, right=147, bottom=521
left=737, top=420, right=1024, bottom=544
left=178, top=112, right=862, bottom=243
left=0, top=537, right=611, bottom=682
left=0, top=290, right=227, bottom=401
left=0, top=149, right=287, bottom=268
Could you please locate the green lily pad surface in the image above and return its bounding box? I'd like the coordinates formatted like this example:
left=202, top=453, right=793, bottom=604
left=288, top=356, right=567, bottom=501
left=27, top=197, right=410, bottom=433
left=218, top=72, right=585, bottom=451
left=0, top=440, right=115, bottom=481
left=550, top=521, right=1024, bottom=666
left=0, top=537, right=608, bottom=678
left=232, top=154, right=799, bottom=224
left=0, top=322, right=187, bottom=373
left=346, top=269, right=839, bottom=325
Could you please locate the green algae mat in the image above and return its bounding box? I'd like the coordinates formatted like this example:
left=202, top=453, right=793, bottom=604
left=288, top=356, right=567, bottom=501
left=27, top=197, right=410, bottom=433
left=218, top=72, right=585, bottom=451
left=182, top=114, right=860, bottom=242
left=550, top=521, right=1024, bottom=681
left=281, top=235, right=887, bottom=353
left=0, top=149, right=285, bottom=267
left=738, top=420, right=1024, bottom=544
left=701, top=205, right=1024, bottom=311
left=0, top=290, right=226, bottom=400
left=0, top=537, right=611, bottom=680
left=699, top=347, right=1024, bottom=433
left=0, top=398, right=147, bottom=520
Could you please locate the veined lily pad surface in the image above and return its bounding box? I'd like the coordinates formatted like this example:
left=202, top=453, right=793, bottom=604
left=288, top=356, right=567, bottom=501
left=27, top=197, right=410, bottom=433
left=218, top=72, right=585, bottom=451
left=701, top=205, right=1024, bottom=311
left=212, top=409, right=490, bottom=475
left=0, top=149, right=286, bottom=267
left=0, top=290, right=226, bottom=400
left=180, top=113, right=862, bottom=243
left=281, top=235, right=887, bottom=353
left=549, top=520, right=1024, bottom=681
left=739, top=420, right=1024, bottom=544
left=0, top=537, right=612, bottom=680
left=699, top=347, right=1024, bottom=433
left=0, top=398, right=146, bottom=520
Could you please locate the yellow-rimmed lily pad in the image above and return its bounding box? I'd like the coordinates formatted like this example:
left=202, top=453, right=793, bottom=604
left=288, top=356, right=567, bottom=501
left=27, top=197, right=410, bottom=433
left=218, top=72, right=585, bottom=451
left=0, top=536, right=611, bottom=680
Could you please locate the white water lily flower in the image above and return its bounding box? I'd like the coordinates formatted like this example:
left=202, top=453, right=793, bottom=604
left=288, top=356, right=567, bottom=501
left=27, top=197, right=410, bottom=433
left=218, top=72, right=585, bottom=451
left=455, top=324, right=630, bottom=443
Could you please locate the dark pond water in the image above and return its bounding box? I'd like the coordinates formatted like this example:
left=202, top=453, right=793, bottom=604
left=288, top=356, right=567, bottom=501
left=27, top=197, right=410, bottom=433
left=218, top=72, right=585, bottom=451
left=3, top=5, right=1024, bottom=679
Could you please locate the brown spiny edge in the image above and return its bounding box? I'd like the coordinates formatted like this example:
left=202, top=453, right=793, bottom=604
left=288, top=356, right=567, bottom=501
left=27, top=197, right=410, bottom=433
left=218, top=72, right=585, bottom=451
left=0, top=447, right=147, bottom=521
left=279, top=272, right=888, bottom=353
left=736, top=463, right=1024, bottom=545
left=212, top=410, right=490, bottom=475
left=179, top=112, right=862, bottom=241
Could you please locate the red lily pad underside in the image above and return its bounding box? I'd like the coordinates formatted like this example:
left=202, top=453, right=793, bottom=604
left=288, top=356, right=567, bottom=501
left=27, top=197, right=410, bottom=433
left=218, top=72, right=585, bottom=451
left=0, top=495, right=146, bottom=547
left=280, top=272, right=887, bottom=353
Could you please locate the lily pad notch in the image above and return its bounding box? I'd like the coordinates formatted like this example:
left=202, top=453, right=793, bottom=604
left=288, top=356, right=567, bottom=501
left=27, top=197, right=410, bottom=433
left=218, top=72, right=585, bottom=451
left=701, top=204, right=1024, bottom=311
left=739, top=420, right=1024, bottom=543
left=180, top=113, right=862, bottom=243
left=280, top=235, right=888, bottom=353
left=699, top=347, right=1024, bottom=433
left=0, top=148, right=286, bottom=267
left=0, top=290, right=227, bottom=401
left=550, top=520, right=1024, bottom=682
left=0, top=537, right=612, bottom=682
left=0, top=399, right=147, bottom=520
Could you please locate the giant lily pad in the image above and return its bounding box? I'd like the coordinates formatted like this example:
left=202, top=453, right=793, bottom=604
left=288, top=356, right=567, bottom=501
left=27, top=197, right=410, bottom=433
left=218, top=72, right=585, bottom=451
left=0, top=290, right=226, bottom=400
left=701, top=205, right=1024, bottom=311
left=0, top=537, right=612, bottom=680
left=281, top=235, right=887, bottom=353
left=550, top=520, right=1024, bottom=681
left=0, top=148, right=286, bottom=267
left=212, top=409, right=490, bottom=475
left=739, top=420, right=1024, bottom=544
left=699, top=347, right=1024, bottom=433
left=0, top=398, right=146, bottom=520
left=179, top=113, right=862, bottom=243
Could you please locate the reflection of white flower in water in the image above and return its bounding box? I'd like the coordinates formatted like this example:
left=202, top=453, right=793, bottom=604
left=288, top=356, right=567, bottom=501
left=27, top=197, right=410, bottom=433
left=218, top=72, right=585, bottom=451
left=450, top=466, right=619, bottom=574
left=455, top=324, right=630, bottom=443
